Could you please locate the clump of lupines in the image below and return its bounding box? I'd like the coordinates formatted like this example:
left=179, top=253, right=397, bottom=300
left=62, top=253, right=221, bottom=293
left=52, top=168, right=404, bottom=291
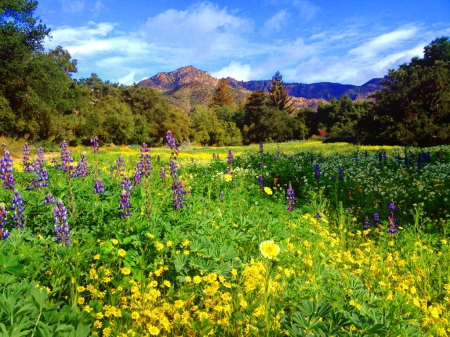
left=22, top=143, right=33, bottom=172
left=286, top=183, right=295, bottom=212
left=259, top=141, right=264, bottom=156
left=363, top=217, right=371, bottom=230
left=140, top=143, right=152, bottom=176
left=373, top=213, right=380, bottom=228
left=0, top=203, right=9, bottom=239
left=11, top=189, right=25, bottom=229
left=1, top=149, right=15, bottom=189
left=53, top=200, right=70, bottom=245
left=115, top=155, right=125, bottom=177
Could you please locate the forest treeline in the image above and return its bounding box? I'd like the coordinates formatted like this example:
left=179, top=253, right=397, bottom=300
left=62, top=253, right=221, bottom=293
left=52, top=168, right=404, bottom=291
left=1, top=1, right=450, bottom=147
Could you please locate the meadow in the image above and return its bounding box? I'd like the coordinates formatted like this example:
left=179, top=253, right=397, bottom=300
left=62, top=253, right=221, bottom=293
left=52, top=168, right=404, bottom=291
left=0, top=137, right=449, bottom=337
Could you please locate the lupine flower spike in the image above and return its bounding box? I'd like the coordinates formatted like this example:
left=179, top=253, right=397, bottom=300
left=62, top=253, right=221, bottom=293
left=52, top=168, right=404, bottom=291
left=286, top=183, right=295, bottom=212
left=53, top=200, right=70, bottom=245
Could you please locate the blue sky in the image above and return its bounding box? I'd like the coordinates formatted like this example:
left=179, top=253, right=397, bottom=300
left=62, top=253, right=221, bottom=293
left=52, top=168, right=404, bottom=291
left=36, top=0, right=450, bottom=85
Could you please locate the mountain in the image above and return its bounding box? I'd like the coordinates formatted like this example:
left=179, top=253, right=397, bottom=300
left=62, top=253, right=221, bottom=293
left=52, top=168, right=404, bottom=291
left=139, top=66, right=382, bottom=111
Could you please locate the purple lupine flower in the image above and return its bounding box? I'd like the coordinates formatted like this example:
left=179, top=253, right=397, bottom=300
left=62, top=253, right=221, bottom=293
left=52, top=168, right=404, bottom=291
left=218, top=191, right=224, bottom=199
left=116, top=155, right=124, bottom=170
left=22, top=143, right=33, bottom=172
left=378, top=152, right=382, bottom=162
left=0, top=203, right=9, bottom=239
left=1, top=150, right=15, bottom=189
left=227, top=150, right=234, bottom=166
left=11, top=189, right=25, bottom=229
left=364, top=150, right=368, bottom=157
left=373, top=213, right=380, bottom=228
left=90, top=136, right=100, bottom=153
left=388, top=200, right=397, bottom=212
left=387, top=215, right=398, bottom=234
left=118, top=189, right=132, bottom=219
left=36, top=147, right=45, bottom=170
left=139, top=143, right=152, bottom=177
left=171, top=180, right=185, bottom=209
left=159, top=167, right=166, bottom=183
left=121, top=177, right=133, bottom=193
left=166, top=131, right=179, bottom=156
left=363, top=217, right=371, bottom=230
left=258, top=175, right=264, bottom=189
left=32, top=167, right=49, bottom=189
left=76, top=153, right=89, bottom=177
left=59, top=140, right=74, bottom=171
left=133, top=161, right=143, bottom=185
left=314, top=164, right=321, bottom=180
left=314, top=211, right=322, bottom=219
left=259, top=162, right=264, bottom=169
left=259, top=141, right=264, bottom=156
left=338, top=167, right=344, bottom=181
left=225, top=168, right=230, bottom=174
left=53, top=200, right=70, bottom=245
left=169, top=159, right=178, bottom=181
left=44, top=193, right=56, bottom=205
left=94, top=179, right=105, bottom=194
left=286, top=183, right=295, bottom=212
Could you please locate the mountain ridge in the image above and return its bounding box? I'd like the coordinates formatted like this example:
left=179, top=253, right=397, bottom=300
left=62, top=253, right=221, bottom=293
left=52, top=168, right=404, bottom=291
left=139, top=66, right=382, bottom=111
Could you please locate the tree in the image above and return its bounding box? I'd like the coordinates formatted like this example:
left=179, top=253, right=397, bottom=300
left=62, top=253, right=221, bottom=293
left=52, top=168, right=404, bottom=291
left=372, top=37, right=450, bottom=145
left=210, top=78, right=234, bottom=108
left=268, top=71, right=295, bottom=114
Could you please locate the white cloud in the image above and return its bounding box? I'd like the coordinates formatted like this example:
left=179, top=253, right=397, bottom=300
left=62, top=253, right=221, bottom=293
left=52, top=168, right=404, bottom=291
left=211, top=61, right=252, bottom=81
left=263, top=10, right=290, bottom=32
left=292, top=0, right=319, bottom=21
left=117, top=72, right=136, bottom=85
left=349, top=27, right=418, bottom=59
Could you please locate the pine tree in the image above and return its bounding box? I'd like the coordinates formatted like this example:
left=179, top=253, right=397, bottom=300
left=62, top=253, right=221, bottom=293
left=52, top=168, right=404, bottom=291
left=210, top=78, right=234, bottom=107
left=268, top=71, right=295, bottom=114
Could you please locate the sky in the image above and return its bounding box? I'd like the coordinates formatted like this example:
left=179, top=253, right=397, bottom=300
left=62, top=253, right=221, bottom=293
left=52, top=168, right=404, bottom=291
left=36, top=0, right=450, bottom=86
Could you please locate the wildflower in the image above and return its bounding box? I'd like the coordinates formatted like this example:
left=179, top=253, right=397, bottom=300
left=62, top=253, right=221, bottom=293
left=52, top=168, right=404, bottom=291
left=148, top=326, right=160, bottom=336
left=53, top=200, right=70, bottom=245
left=77, top=297, right=85, bottom=305
left=363, top=217, right=371, bottom=230
left=259, top=240, right=280, bottom=259
left=258, top=175, right=264, bottom=189
left=118, top=249, right=126, bottom=257
left=121, top=267, right=131, bottom=275
left=166, top=131, right=179, bottom=156
left=0, top=203, right=9, bottom=239
left=227, top=150, right=234, bottom=165
left=218, top=191, right=224, bottom=199
left=264, top=187, right=272, bottom=195
left=286, top=183, right=295, bottom=212
left=11, top=189, right=25, bottom=229
left=159, top=167, right=165, bottom=183
left=373, top=213, right=380, bottom=228
left=314, top=164, right=321, bottom=179
left=94, top=254, right=100, bottom=260
left=224, top=174, right=232, bottom=182
left=94, top=179, right=105, bottom=194
left=44, top=193, right=56, bottom=205
left=115, top=155, right=125, bottom=177
left=76, top=153, right=89, bottom=177
left=59, top=140, right=74, bottom=172
left=338, top=167, right=344, bottom=181
left=172, top=180, right=185, bottom=209
left=118, top=189, right=131, bottom=219
left=22, top=143, right=33, bottom=172
left=139, top=143, right=152, bottom=177
left=388, top=200, right=397, bottom=212
left=90, top=136, right=100, bottom=153
left=1, top=150, right=15, bottom=189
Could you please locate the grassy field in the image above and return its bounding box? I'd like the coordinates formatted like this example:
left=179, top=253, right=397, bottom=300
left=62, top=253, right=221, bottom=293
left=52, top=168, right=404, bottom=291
left=1, top=140, right=449, bottom=336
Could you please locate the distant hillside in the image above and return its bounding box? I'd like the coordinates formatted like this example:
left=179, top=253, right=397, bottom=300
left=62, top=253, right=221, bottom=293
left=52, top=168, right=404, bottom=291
left=139, top=66, right=382, bottom=111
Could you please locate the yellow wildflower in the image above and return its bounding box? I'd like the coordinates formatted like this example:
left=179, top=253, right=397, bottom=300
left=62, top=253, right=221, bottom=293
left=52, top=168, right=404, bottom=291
left=224, top=174, right=232, bottom=182
left=111, top=239, right=119, bottom=245
left=259, top=240, right=280, bottom=259
left=121, top=267, right=131, bottom=275
left=118, top=249, right=126, bottom=257
left=93, top=254, right=100, bottom=260
left=264, top=187, right=273, bottom=195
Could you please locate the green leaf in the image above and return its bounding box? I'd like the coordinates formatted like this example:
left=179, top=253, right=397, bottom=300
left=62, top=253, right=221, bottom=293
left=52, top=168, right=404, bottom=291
left=0, top=253, right=23, bottom=276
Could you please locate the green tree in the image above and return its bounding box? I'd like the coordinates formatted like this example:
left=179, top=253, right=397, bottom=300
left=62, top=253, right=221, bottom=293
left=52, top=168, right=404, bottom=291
left=210, top=78, right=234, bottom=108
left=268, top=71, right=295, bottom=114
left=372, top=37, right=450, bottom=145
